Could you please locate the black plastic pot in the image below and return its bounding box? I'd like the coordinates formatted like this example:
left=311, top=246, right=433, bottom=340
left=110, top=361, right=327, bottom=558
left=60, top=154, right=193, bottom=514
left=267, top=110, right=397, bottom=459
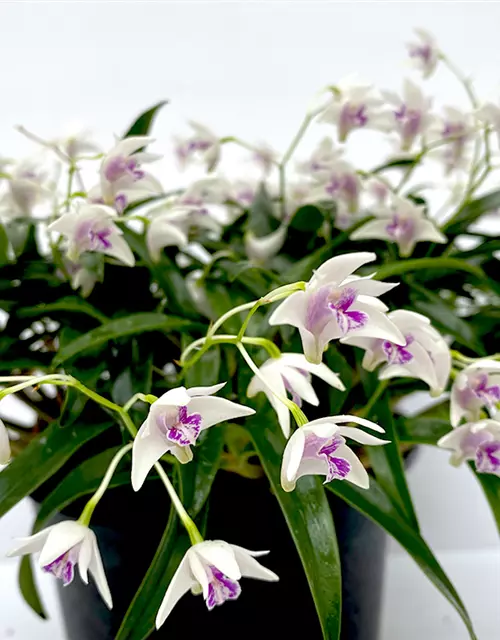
left=56, top=471, right=386, bottom=640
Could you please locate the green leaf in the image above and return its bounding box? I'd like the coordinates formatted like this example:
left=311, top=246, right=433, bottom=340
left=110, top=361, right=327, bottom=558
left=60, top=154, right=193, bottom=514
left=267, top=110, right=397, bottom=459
left=471, top=468, right=500, bottom=536
left=444, top=189, right=500, bottom=234
left=249, top=405, right=342, bottom=640
left=52, top=313, right=202, bottom=367
left=289, top=204, right=324, bottom=233
left=18, top=296, right=108, bottom=323
left=122, top=228, right=200, bottom=318
left=0, top=420, right=111, bottom=519
left=247, top=183, right=279, bottom=237
left=0, top=223, right=10, bottom=265
left=397, top=416, right=451, bottom=445
left=374, top=257, right=485, bottom=281
left=326, top=479, right=477, bottom=640
left=19, top=555, right=47, bottom=620
left=365, top=394, right=419, bottom=530
left=123, top=100, right=168, bottom=139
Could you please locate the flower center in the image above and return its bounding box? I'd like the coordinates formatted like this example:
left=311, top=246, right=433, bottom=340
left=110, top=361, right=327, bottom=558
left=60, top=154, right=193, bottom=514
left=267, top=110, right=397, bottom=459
left=43, top=548, right=78, bottom=586
left=410, top=44, right=431, bottom=63
left=89, top=227, right=112, bottom=250
left=104, top=155, right=145, bottom=183
left=476, top=441, right=500, bottom=475
left=327, top=287, right=368, bottom=335
left=382, top=334, right=414, bottom=365
left=206, top=566, right=241, bottom=610
left=386, top=215, right=415, bottom=242
left=318, top=435, right=351, bottom=483
left=157, top=405, right=202, bottom=446
left=470, top=374, right=500, bottom=407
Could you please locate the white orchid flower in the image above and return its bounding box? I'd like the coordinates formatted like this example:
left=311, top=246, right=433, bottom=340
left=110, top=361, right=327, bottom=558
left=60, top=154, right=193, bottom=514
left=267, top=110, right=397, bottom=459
left=344, top=309, right=451, bottom=397
left=251, top=142, right=278, bottom=176
left=174, top=121, right=220, bottom=172
left=244, top=225, right=287, bottom=264
left=16, top=124, right=102, bottom=163
left=281, top=415, right=388, bottom=492
left=351, top=194, right=446, bottom=257
left=383, top=79, right=434, bottom=151
left=48, top=204, right=135, bottom=266
left=477, top=100, right=500, bottom=146
left=318, top=78, right=393, bottom=142
left=450, top=360, right=500, bottom=427
left=407, top=28, right=440, bottom=79
left=0, top=159, right=54, bottom=219
left=438, top=419, right=500, bottom=476
left=7, top=521, right=112, bottom=609
left=269, top=252, right=404, bottom=364
left=156, top=540, right=278, bottom=627
left=308, top=159, right=362, bottom=214
left=131, top=384, right=255, bottom=491
left=247, top=353, right=345, bottom=438
left=429, top=107, right=476, bottom=174
left=0, top=418, right=11, bottom=465
left=296, top=137, right=344, bottom=178
left=96, top=136, right=162, bottom=211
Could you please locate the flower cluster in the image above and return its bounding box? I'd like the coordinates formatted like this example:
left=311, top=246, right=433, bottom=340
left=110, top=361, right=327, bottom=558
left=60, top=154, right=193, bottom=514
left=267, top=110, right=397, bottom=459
left=0, top=26, right=499, bottom=639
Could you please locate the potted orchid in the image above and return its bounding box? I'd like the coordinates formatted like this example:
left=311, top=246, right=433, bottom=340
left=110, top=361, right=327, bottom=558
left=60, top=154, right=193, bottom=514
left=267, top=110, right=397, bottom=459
left=0, top=27, right=499, bottom=639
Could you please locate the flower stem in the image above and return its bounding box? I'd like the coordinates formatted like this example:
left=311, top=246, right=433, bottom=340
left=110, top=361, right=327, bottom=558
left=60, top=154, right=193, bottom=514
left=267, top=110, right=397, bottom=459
left=154, top=462, right=203, bottom=545
left=279, top=114, right=313, bottom=218
left=78, top=443, right=133, bottom=526
left=359, top=380, right=389, bottom=419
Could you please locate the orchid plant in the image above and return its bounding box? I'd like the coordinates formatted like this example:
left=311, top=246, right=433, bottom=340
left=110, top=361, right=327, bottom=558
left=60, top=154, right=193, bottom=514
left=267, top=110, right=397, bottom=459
left=0, top=28, right=500, bottom=639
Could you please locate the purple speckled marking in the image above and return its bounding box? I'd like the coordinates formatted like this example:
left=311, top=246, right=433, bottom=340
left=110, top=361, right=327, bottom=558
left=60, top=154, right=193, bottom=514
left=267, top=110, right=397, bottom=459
left=328, top=287, right=367, bottom=335
left=205, top=566, right=241, bottom=610
left=472, top=374, right=500, bottom=407
left=157, top=405, right=202, bottom=446
left=89, top=227, right=112, bottom=249
left=43, top=549, right=77, bottom=586
left=382, top=335, right=414, bottom=365
left=409, top=44, right=432, bottom=63
left=476, top=441, right=500, bottom=475
left=104, top=155, right=144, bottom=183
left=318, top=435, right=351, bottom=482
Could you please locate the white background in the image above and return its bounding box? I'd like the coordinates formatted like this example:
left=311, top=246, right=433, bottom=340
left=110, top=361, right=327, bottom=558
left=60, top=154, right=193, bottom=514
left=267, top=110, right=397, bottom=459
left=0, top=2, right=500, bottom=639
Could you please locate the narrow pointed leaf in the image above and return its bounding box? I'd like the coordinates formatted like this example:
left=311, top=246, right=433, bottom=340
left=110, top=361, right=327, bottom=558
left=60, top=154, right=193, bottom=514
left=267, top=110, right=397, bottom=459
left=248, top=404, right=342, bottom=640
left=123, top=101, right=168, bottom=139
left=18, top=555, right=47, bottom=620
left=326, top=478, right=477, bottom=639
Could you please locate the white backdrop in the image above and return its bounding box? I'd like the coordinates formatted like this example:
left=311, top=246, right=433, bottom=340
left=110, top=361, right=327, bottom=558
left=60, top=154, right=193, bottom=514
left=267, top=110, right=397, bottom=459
left=0, top=2, right=500, bottom=639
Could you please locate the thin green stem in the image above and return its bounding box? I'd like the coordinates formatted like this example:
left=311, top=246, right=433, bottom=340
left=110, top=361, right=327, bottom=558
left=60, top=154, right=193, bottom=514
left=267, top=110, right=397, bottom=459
left=359, top=380, right=389, bottom=419
left=154, top=462, right=203, bottom=545
left=207, top=301, right=256, bottom=340
left=279, top=114, right=313, bottom=217
left=78, top=443, right=133, bottom=526
left=123, top=392, right=158, bottom=413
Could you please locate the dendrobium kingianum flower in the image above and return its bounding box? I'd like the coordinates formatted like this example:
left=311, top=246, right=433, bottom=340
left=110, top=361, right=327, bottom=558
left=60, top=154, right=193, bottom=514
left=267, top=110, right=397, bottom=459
left=344, top=309, right=451, bottom=397
left=318, top=79, right=392, bottom=142
left=131, top=384, right=255, bottom=490
left=246, top=353, right=345, bottom=438
left=16, top=124, right=102, bottom=164
left=309, top=159, right=362, bottom=214
left=48, top=204, right=135, bottom=266
left=0, top=418, right=11, bottom=465
left=174, top=121, right=220, bottom=172
left=281, top=416, right=388, bottom=491
left=156, top=540, right=278, bottom=628
left=0, top=159, right=53, bottom=219
left=7, top=521, right=112, bottom=608
left=477, top=99, right=500, bottom=145
left=450, top=360, right=500, bottom=427
left=296, top=137, right=344, bottom=178
left=430, top=107, right=476, bottom=174
left=95, top=136, right=162, bottom=212
left=269, top=252, right=405, bottom=364
left=407, top=28, right=440, bottom=79
left=438, top=419, right=500, bottom=476
left=383, top=79, right=434, bottom=151
left=350, top=194, right=446, bottom=257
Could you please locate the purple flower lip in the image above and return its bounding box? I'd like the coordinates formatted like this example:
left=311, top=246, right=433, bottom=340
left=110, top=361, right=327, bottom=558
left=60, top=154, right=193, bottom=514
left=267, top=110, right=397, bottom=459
left=89, top=228, right=112, bottom=249
left=386, top=215, right=415, bottom=241
left=328, top=287, right=368, bottom=335
left=206, top=566, right=241, bottom=610
left=476, top=440, right=500, bottom=475
left=157, top=405, right=202, bottom=447
left=43, top=550, right=76, bottom=586
left=104, top=155, right=144, bottom=183
left=318, top=435, right=351, bottom=482
left=383, top=335, right=414, bottom=365
left=409, top=44, right=432, bottom=63
left=471, top=373, right=500, bottom=407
